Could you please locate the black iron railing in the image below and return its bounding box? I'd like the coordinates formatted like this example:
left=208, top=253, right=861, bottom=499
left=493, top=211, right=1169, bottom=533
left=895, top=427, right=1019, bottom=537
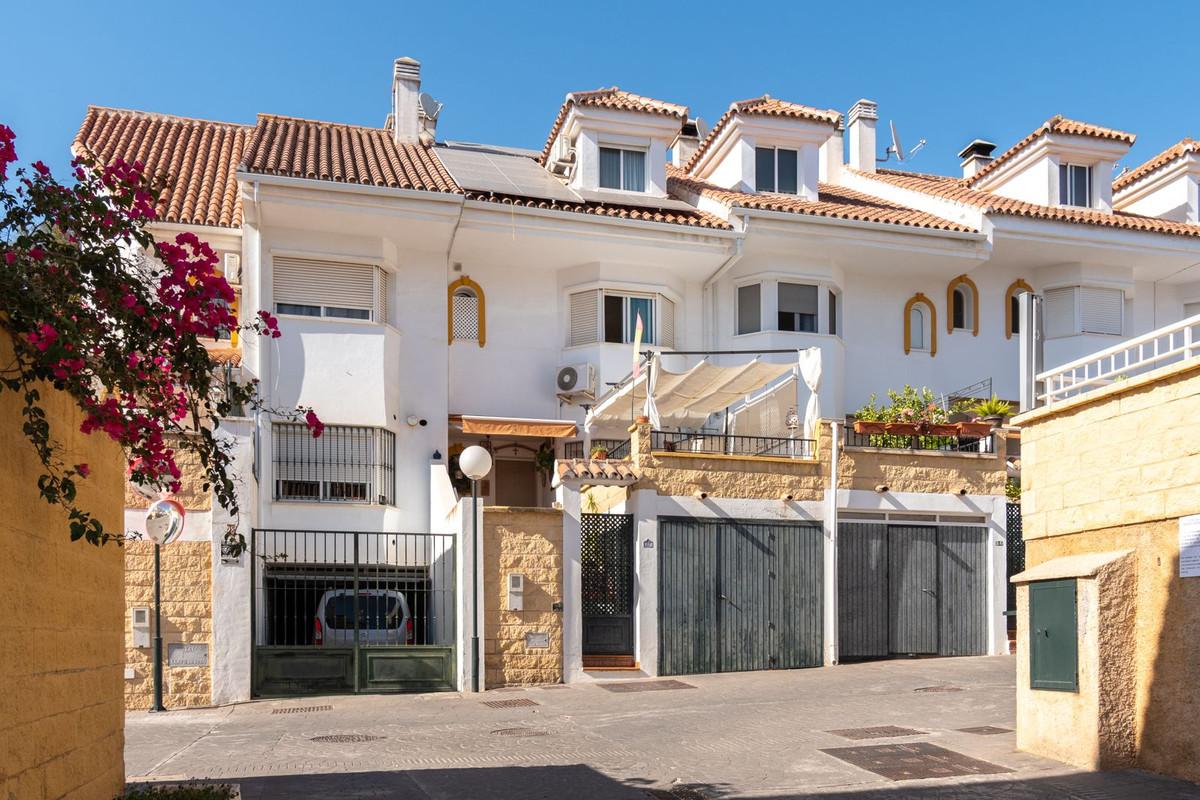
left=272, top=424, right=397, bottom=505
left=564, top=438, right=631, bottom=460
left=843, top=426, right=995, bottom=454
left=651, top=430, right=816, bottom=459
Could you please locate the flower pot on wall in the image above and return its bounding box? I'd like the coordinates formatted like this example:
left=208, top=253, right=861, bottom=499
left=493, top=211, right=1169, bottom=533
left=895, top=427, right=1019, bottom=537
left=921, top=423, right=960, bottom=437
left=854, top=420, right=887, bottom=435
left=590, top=448, right=609, bottom=461
left=957, top=421, right=994, bottom=437
left=884, top=422, right=920, bottom=436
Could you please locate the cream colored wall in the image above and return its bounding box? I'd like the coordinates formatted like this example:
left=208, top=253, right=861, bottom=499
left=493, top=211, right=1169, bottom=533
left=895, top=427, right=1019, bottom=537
left=0, top=335, right=126, bottom=800
left=483, top=508, right=564, bottom=686
left=1015, top=359, right=1200, bottom=782
left=838, top=432, right=1007, bottom=495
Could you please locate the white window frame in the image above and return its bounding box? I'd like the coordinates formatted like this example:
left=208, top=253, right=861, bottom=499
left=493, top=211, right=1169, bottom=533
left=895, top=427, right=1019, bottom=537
left=603, top=290, right=657, bottom=345
left=736, top=281, right=763, bottom=335
left=909, top=303, right=931, bottom=352
left=271, top=253, right=391, bottom=327
left=1059, top=162, right=1093, bottom=208
left=1043, top=285, right=1125, bottom=338
left=754, top=146, right=799, bottom=194
left=951, top=284, right=975, bottom=331
left=598, top=145, right=648, bottom=192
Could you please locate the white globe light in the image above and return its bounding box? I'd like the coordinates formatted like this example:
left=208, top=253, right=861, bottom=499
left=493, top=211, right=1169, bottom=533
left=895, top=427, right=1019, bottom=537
left=459, top=445, right=493, bottom=481
left=145, top=498, right=186, bottom=546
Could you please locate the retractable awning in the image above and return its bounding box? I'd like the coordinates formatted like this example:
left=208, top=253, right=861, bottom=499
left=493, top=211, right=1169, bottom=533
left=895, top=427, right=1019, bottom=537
left=450, top=415, right=577, bottom=438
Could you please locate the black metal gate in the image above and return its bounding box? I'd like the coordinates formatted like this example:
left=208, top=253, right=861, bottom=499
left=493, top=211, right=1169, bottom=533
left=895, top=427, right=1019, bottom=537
left=251, top=529, right=456, bottom=696
left=1006, top=503, right=1024, bottom=624
left=839, top=523, right=988, bottom=658
left=581, top=514, right=635, bottom=656
left=658, top=517, right=823, bottom=676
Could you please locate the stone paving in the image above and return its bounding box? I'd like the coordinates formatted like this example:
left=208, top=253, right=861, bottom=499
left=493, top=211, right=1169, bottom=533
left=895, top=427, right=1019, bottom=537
left=125, top=656, right=1200, bottom=799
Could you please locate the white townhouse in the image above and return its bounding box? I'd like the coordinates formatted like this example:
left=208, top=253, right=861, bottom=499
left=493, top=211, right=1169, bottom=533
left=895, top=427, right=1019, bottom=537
left=74, top=57, right=1200, bottom=703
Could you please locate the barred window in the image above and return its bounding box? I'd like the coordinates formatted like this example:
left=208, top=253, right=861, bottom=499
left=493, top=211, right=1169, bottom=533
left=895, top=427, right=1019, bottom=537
left=448, top=276, right=485, bottom=346
left=272, top=424, right=395, bottom=505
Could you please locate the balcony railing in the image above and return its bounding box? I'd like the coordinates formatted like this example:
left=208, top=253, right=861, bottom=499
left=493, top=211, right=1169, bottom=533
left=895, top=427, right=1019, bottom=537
left=563, top=439, right=631, bottom=460
left=1038, top=314, right=1200, bottom=406
left=651, top=430, right=816, bottom=460
left=843, top=426, right=995, bottom=454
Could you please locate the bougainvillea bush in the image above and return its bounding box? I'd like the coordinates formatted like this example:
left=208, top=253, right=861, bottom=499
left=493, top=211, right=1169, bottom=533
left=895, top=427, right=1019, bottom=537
left=0, top=123, right=320, bottom=547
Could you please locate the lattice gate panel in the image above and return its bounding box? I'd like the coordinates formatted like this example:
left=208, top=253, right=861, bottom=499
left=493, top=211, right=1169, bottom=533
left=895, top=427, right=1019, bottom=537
left=1006, top=503, right=1024, bottom=616
left=581, top=514, right=634, bottom=617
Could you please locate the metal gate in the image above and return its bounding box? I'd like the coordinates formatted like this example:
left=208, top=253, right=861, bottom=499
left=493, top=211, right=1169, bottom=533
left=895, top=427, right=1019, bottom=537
left=581, top=514, right=635, bottom=656
left=839, top=523, right=988, bottom=658
left=658, top=517, right=822, bottom=676
left=251, top=529, right=456, bottom=696
left=1005, top=503, right=1024, bottom=622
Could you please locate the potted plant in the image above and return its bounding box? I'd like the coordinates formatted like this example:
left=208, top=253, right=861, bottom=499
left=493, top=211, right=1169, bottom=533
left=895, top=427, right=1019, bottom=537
left=589, top=442, right=609, bottom=460
left=971, top=395, right=1013, bottom=427
left=884, top=421, right=920, bottom=436
left=534, top=442, right=555, bottom=480
left=957, top=419, right=994, bottom=437
left=854, top=419, right=887, bottom=435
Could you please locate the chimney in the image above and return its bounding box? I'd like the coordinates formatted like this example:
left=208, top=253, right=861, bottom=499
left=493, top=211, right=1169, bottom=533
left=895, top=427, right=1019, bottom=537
left=958, top=139, right=997, bottom=179
left=847, top=99, right=878, bottom=173
left=391, top=57, right=421, bottom=145
left=819, top=116, right=844, bottom=183
left=671, top=119, right=702, bottom=168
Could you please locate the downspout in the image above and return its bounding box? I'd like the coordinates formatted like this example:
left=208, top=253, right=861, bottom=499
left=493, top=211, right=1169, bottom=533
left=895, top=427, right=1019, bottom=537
left=702, top=212, right=748, bottom=350
left=825, top=419, right=840, bottom=666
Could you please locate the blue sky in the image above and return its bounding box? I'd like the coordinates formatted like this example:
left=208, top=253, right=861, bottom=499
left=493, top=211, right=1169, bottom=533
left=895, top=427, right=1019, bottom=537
left=4, top=0, right=1198, bottom=181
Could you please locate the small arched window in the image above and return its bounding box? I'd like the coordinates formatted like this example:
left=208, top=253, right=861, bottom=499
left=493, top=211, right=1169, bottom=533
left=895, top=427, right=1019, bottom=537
left=903, top=293, right=937, bottom=356
left=448, top=276, right=486, bottom=347
left=946, top=275, right=979, bottom=335
left=1005, top=279, right=1034, bottom=340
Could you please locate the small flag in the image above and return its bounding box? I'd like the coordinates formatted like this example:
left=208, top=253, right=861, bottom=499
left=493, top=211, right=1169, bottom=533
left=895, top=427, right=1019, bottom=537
left=631, top=312, right=644, bottom=378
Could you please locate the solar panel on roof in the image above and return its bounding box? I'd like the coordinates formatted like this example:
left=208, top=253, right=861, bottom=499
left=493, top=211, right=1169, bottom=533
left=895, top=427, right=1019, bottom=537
left=436, top=145, right=582, bottom=203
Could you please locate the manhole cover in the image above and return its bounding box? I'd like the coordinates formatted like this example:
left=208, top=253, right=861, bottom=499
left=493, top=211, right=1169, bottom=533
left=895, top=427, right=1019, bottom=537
left=491, top=727, right=549, bottom=737
left=914, top=685, right=963, bottom=693
left=482, top=698, right=540, bottom=709
left=828, top=725, right=925, bottom=740
left=272, top=705, right=332, bottom=715
left=599, top=679, right=696, bottom=693
left=820, top=742, right=1012, bottom=781
left=310, top=734, right=384, bottom=744
left=958, top=726, right=1011, bottom=735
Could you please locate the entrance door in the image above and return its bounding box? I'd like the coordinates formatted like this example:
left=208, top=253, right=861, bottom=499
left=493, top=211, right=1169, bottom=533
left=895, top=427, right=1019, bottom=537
left=888, top=526, right=939, bottom=654
left=581, top=514, right=635, bottom=656
left=495, top=459, right=537, bottom=506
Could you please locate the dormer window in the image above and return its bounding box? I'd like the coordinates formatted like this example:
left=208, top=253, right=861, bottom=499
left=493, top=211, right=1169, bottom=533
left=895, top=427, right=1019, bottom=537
left=599, top=147, right=646, bottom=192
left=755, top=147, right=798, bottom=194
left=1059, top=163, right=1092, bottom=207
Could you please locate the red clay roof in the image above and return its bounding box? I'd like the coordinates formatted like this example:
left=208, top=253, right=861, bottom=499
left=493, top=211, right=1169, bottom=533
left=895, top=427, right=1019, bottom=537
left=538, top=87, right=689, bottom=165
left=967, top=115, right=1136, bottom=186
left=463, top=188, right=730, bottom=229
left=555, top=458, right=640, bottom=484
left=684, top=95, right=841, bottom=172
left=1114, top=138, right=1199, bottom=192
left=241, top=114, right=461, bottom=193
left=73, top=106, right=252, bottom=228
left=668, top=166, right=973, bottom=233
left=863, top=168, right=1200, bottom=238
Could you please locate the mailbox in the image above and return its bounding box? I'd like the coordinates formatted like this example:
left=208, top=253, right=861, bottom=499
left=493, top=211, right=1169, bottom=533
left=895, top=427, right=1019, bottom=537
left=507, top=573, right=524, bottom=611
left=131, top=606, right=151, bottom=648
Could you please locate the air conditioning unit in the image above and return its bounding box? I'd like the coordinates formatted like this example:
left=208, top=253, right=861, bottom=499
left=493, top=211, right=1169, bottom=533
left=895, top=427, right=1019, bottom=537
left=555, top=362, right=596, bottom=402
left=223, top=253, right=241, bottom=284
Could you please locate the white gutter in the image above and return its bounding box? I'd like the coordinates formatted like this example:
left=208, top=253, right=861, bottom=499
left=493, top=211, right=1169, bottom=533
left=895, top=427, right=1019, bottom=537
left=703, top=213, right=748, bottom=350
left=235, top=170, right=467, bottom=205
left=740, top=206, right=988, bottom=243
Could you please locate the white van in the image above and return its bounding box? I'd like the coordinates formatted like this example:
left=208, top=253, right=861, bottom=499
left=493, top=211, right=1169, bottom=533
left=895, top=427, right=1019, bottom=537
left=314, top=589, right=413, bottom=646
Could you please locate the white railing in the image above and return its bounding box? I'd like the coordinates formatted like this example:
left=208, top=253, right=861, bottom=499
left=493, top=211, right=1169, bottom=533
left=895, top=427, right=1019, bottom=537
left=1037, top=314, right=1200, bottom=406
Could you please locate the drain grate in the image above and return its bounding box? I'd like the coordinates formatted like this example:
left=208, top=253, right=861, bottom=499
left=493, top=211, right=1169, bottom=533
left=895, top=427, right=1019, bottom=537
left=491, top=727, right=549, bottom=737
left=821, top=742, right=1012, bottom=781
left=272, top=705, right=333, bottom=715
left=644, top=787, right=710, bottom=799
left=310, top=734, right=384, bottom=744
left=482, top=698, right=540, bottom=709
left=914, top=685, right=963, bottom=693
left=599, top=679, right=696, bottom=694
left=958, top=725, right=1011, bottom=735
left=828, top=725, right=925, bottom=740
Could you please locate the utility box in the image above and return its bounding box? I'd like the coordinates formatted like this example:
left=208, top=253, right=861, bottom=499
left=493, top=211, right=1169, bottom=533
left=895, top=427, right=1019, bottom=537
left=507, top=573, right=524, bottom=611
left=1030, top=579, right=1078, bottom=692
left=131, top=606, right=151, bottom=648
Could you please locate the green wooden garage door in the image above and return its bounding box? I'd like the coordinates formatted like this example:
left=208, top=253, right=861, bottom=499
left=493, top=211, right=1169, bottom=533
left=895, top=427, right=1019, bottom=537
left=658, top=517, right=823, bottom=676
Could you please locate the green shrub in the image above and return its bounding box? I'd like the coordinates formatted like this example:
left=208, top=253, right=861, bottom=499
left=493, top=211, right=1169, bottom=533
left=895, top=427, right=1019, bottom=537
left=120, top=784, right=236, bottom=800
left=972, top=395, right=1013, bottom=419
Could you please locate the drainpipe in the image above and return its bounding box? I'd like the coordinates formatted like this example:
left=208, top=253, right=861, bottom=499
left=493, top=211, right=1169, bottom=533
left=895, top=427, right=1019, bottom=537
left=703, top=214, right=747, bottom=350
left=825, top=419, right=840, bottom=666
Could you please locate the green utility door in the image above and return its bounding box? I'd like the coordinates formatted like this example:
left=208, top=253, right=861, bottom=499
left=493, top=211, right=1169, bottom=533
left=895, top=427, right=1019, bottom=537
left=1029, top=579, right=1078, bottom=692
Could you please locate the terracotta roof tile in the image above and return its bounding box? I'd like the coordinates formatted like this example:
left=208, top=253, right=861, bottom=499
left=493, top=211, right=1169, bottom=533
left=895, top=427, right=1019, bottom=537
left=555, top=458, right=641, bottom=484
left=862, top=168, right=1200, bottom=239
left=685, top=95, right=841, bottom=172
left=463, top=188, right=730, bottom=229
left=1113, top=138, right=1199, bottom=192
left=668, top=166, right=973, bottom=233
left=538, top=87, right=689, bottom=165
left=967, top=115, right=1136, bottom=186
left=73, top=106, right=251, bottom=228
left=240, top=114, right=461, bottom=193
left=206, top=346, right=242, bottom=366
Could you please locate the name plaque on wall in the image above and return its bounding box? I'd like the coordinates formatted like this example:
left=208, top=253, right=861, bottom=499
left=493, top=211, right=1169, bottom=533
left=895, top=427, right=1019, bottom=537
left=167, top=642, right=209, bottom=668
left=1180, top=514, right=1200, bottom=578
left=525, top=632, right=550, bottom=649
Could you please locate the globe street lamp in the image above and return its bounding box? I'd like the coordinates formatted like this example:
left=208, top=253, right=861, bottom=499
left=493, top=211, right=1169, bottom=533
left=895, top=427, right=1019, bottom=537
left=458, top=445, right=492, bottom=693
left=144, top=497, right=185, bottom=712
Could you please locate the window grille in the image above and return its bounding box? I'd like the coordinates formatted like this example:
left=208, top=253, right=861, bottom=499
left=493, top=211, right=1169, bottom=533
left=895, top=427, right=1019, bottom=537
left=452, top=290, right=479, bottom=340
left=273, top=424, right=396, bottom=505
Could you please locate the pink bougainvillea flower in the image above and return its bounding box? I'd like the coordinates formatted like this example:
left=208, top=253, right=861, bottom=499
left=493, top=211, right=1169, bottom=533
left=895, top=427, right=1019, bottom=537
left=28, top=246, right=45, bottom=261
left=75, top=463, right=90, bottom=478
left=304, top=409, right=325, bottom=439
left=32, top=160, right=50, bottom=177
left=26, top=322, right=58, bottom=352
left=3, top=251, right=13, bottom=265
left=0, top=124, right=16, bottom=181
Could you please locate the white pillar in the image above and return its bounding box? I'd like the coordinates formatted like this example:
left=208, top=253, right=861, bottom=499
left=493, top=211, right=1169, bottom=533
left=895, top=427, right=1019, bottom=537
left=558, top=482, right=584, bottom=682
left=456, top=496, right=485, bottom=691
left=631, top=489, right=659, bottom=675
left=210, top=420, right=255, bottom=705
left=822, top=421, right=840, bottom=666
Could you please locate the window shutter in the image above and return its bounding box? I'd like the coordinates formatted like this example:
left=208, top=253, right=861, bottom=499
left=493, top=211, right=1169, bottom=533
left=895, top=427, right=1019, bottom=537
left=569, top=289, right=600, bottom=346
left=1043, top=287, right=1077, bottom=339
left=452, top=291, right=480, bottom=340
left=658, top=296, right=675, bottom=348
left=376, top=269, right=390, bottom=325
left=274, top=256, right=378, bottom=316
left=1079, top=287, right=1123, bottom=335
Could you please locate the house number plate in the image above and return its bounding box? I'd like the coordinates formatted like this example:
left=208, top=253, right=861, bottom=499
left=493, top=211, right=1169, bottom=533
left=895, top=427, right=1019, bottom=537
left=167, top=643, right=209, bottom=668
left=525, top=632, right=550, bottom=649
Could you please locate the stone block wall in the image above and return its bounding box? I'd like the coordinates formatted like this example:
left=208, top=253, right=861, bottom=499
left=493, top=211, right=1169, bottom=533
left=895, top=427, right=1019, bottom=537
left=483, top=507, right=564, bottom=686
left=124, top=541, right=213, bottom=709
left=838, top=431, right=1007, bottom=496
left=1, top=335, right=126, bottom=800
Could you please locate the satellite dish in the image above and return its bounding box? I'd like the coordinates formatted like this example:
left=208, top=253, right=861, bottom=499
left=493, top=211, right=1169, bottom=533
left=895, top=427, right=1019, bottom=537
left=890, top=120, right=905, bottom=163
left=419, top=92, right=443, bottom=121
left=695, top=116, right=709, bottom=140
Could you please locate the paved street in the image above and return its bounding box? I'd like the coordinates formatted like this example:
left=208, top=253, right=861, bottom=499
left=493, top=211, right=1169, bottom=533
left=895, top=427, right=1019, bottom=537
left=126, top=657, right=1200, bottom=799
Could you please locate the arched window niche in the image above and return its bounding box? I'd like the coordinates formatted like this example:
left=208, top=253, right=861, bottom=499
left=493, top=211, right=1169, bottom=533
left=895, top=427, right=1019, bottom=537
left=904, top=292, right=937, bottom=356
left=448, top=276, right=486, bottom=347
left=1005, top=278, right=1034, bottom=340
left=946, top=274, right=979, bottom=335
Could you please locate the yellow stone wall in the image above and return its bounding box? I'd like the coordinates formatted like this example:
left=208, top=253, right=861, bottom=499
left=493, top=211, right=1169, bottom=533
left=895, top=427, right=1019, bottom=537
left=838, top=431, right=1007, bottom=496
left=483, top=507, right=563, bottom=686
left=124, top=541, right=212, bottom=709
left=0, top=335, right=126, bottom=800
left=1014, top=360, right=1200, bottom=782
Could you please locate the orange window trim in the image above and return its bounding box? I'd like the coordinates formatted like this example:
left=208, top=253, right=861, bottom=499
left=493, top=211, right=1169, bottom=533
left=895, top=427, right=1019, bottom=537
left=448, top=275, right=486, bottom=347
left=903, top=292, right=937, bottom=356
left=1005, top=278, right=1034, bottom=340
left=946, top=274, right=980, bottom=336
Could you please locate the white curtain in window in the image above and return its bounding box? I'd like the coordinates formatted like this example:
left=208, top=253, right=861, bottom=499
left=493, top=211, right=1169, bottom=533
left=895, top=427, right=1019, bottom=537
left=797, top=347, right=821, bottom=441
left=599, top=148, right=622, bottom=190
left=910, top=306, right=926, bottom=349
left=622, top=150, right=646, bottom=192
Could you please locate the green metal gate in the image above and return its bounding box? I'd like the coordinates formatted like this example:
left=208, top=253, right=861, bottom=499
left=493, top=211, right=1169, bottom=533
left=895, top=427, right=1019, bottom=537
left=658, top=517, right=823, bottom=676
left=251, top=529, right=456, bottom=696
